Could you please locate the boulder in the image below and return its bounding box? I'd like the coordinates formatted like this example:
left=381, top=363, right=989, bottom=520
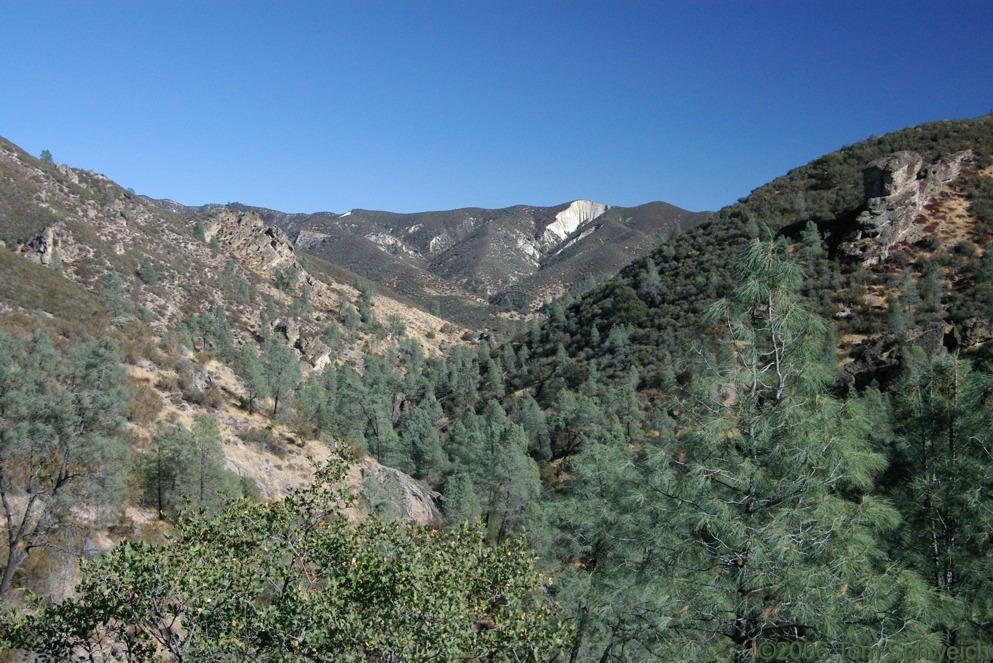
left=355, top=456, right=441, bottom=526
left=273, top=318, right=300, bottom=347
left=295, top=335, right=331, bottom=368
left=840, top=321, right=950, bottom=389
left=55, top=163, right=79, bottom=185
left=20, top=227, right=57, bottom=265
left=959, top=317, right=993, bottom=349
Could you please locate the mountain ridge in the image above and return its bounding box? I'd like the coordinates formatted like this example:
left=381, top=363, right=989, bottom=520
left=145, top=196, right=709, bottom=326
left=5, top=116, right=993, bottom=659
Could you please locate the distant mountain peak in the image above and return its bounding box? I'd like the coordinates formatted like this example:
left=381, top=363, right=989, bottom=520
left=137, top=190, right=706, bottom=326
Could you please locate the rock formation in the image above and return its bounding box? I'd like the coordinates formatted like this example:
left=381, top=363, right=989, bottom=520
left=204, top=210, right=296, bottom=273
left=20, top=226, right=58, bottom=266
left=840, top=321, right=950, bottom=389
left=840, top=150, right=974, bottom=265
left=540, top=199, right=610, bottom=244
left=354, top=456, right=442, bottom=526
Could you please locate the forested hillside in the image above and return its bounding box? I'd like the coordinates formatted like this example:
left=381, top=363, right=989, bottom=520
left=527, top=113, right=993, bottom=383
left=3, top=115, right=993, bottom=661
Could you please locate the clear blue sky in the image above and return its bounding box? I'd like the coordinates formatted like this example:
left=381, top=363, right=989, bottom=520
left=3, top=1, right=991, bottom=214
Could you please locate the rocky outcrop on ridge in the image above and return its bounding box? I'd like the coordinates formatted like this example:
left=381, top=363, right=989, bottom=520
left=840, top=150, right=974, bottom=265
left=204, top=209, right=297, bottom=273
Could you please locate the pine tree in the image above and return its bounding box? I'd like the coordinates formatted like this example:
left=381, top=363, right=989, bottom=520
left=485, top=358, right=505, bottom=400
left=0, top=332, right=131, bottom=603
left=441, top=473, right=482, bottom=525
left=475, top=401, right=541, bottom=543
left=547, top=428, right=639, bottom=662
left=799, top=220, right=827, bottom=265
left=186, top=414, right=239, bottom=514
left=237, top=344, right=267, bottom=415
left=510, top=392, right=551, bottom=461
left=917, top=261, right=945, bottom=320
left=262, top=335, right=300, bottom=417
left=641, top=258, right=663, bottom=299
left=99, top=270, right=132, bottom=318
left=549, top=240, right=938, bottom=660
left=211, top=306, right=235, bottom=360
left=357, top=282, right=375, bottom=324
left=631, top=239, right=935, bottom=658
left=885, top=349, right=993, bottom=644
left=140, top=421, right=190, bottom=519
left=400, top=403, right=448, bottom=487
left=897, top=270, right=919, bottom=328
left=887, top=294, right=909, bottom=333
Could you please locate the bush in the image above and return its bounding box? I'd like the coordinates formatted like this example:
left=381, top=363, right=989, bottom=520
left=954, top=239, right=980, bottom=257
left=1, top=462, right=566, bottom=661
left=129, top=382, right=163, bottom=425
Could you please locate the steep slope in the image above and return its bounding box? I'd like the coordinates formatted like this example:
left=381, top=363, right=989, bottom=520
left=290, top=200, right=707, bottom=321
left=504, top=201, right=700, bottom=306
left=486, top=114, right=993, bottom=660
left=0, top=136, right=452, bottom=522
left=520, top=113, right=993, bottom=389
left=151, top=198, right=708, bottom=327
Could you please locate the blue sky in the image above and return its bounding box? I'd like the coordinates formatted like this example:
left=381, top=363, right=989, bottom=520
left=3, top=1, right=991, bottom=214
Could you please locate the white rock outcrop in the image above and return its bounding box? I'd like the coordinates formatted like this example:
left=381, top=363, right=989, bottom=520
left=542, top=200, right=610, bottom=244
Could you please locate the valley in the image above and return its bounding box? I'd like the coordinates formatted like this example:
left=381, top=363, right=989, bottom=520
left=2, top=112, right=993, bottom=660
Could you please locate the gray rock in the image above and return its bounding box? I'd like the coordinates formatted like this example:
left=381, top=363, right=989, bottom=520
left=358, top=457, right=441, bottom=526
left=55, top=163, right=79, bottom=185
left=862, top=151, right=923, bottom=199
left=204, top=210, right=296, bottom=273
left=840, top=150, right=974, bottom=266
left=20, top=227, right=57, bottom=265
left=959, top=317, right=993, bottom=349
left=273, top=318, right=301, bottom=347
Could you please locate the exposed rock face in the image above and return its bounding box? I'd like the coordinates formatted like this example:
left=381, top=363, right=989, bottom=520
left=20, top=226, right=58, bottom=265
left=149, top=197, right=706, bottom=324
left=204, top=210, right=296, bottom=273
left=841, top=150, right=974, bottom=265
left=540, top=199, right=610, bottom=244
left=293, top=229, right=330, bottom=250
left=959, top=317, right=993, bottom=350
left=862, top=151, right=923, bottom=198
left=295, top=335, right=331, bottom=370
left=840, top=321, right=950, bottom=389
left=273, top=318, right=301, bottom=347
left=354, top=456, right=441, bottom=526
left=55, top=163, right=78, bottom=185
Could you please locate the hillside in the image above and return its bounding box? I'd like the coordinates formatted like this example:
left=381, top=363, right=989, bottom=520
left=521, top=113, right=993, bottom=387
left=149, top=198, right=708, bottom=327
left=4, top=114, right=993, bottom=660
left=0, top=135, right=458, bottom=523
left=491, top=113, right=993, bottom=659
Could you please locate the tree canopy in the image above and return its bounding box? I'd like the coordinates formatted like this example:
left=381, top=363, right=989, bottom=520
left=1, top=460, right=566, bottom=661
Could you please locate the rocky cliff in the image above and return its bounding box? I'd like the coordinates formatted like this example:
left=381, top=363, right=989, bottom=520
left=840, top=149, right=975, bottom=265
